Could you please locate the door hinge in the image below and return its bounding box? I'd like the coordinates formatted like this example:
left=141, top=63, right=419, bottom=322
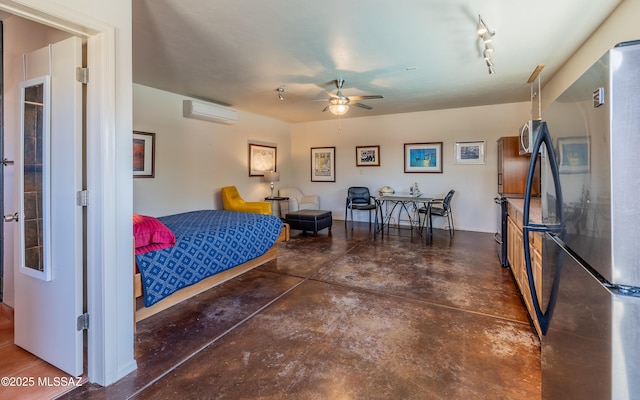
left=76, top=67, right=88, bottom=84
left=3, top=212, right=19, bottom=223
left=76, top=190, right=88, bottom=207
left=77, top=313, right=89, bottom=331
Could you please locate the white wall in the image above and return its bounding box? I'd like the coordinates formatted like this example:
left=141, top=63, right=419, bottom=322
left=291, top=102, right=531, bottom=233
left=133, top=84, right=292, bottom=216
left=133, top=85, right=532, bottom=233
left=544, top=0, right=640, bottom=105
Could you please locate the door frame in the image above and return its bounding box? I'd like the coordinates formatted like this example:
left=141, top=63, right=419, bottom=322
left=0, top=0, right=136, bottom=386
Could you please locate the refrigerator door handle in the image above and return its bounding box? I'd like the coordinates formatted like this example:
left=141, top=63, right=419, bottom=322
left=522, top=121, right=563, bottom=335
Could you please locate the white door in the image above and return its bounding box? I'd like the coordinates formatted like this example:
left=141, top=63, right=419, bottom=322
left=14, top=36, right=84, bottom=376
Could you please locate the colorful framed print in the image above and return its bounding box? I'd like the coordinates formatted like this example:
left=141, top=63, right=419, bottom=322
left=133, top=131, right=155, bottom=178
left=310, top=147, right=336, bottom=182
left=455, top=140, right=486, bottom=164
left=249, top=143, right=277, bottom=176
left=404, top=142, right=442, bottom=173
left=558, top=136, right=590, bottom=174
left=356, top=145, right=380, bottom=167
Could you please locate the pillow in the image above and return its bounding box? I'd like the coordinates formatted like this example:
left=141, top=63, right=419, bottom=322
left=133, top=214, right=176, bottom=255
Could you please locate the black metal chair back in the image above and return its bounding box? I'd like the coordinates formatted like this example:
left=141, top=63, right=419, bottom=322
left=420, top=189, right=455, bottom=239
left=441, top=190, right=455, bottom=212
left=345, top=187, right=376, bottom=230
left=347, top=187, right=371, bottom=205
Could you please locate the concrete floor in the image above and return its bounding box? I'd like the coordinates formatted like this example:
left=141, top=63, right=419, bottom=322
left=63, top=223, right=541, bottom=399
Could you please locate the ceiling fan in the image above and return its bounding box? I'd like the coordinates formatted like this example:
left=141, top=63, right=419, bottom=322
left=322, top=79, right=383, bottom=116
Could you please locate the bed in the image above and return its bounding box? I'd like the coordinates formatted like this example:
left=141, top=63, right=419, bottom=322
left=133, top=210, right=289, bottom=322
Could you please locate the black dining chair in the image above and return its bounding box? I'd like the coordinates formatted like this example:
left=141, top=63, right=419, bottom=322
left=419, top=189, right=455, bottom=238
left=345, top=187, right=377, bottom=230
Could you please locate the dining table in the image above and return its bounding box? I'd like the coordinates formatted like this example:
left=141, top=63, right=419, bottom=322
left=373, top=193, right=434, bottom=242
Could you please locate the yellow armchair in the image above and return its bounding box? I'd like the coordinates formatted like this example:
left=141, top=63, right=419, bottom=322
left=221, top=186, right=272, bottom=215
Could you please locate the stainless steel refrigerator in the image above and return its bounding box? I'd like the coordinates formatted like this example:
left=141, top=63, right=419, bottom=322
left=522, top=41, right=640, bottom=399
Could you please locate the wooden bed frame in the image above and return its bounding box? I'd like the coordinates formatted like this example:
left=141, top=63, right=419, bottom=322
left=134, top=223, right=289, bottom=322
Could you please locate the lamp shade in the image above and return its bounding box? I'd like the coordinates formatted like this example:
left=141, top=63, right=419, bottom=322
left=264, top=171, right=280, bottom=183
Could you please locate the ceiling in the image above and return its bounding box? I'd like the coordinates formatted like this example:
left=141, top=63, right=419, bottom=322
left=132, top=0, right=622, bottom=123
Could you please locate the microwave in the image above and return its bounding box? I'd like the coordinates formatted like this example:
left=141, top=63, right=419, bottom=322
left=519, top=119, right=542, bottom=154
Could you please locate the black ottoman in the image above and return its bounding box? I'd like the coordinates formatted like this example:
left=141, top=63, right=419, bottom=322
left=285, top=210, right=332, bottom=237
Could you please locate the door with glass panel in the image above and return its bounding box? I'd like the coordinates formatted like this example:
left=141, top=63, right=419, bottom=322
left=13, top=36, right=84, bottom=377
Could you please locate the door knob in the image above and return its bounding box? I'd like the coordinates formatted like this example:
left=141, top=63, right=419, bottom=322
left=3, top=212, right=19, bottom=222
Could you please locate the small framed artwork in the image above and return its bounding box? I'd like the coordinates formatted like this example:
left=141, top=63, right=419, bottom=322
left=249, top=143, right=277, bottom=176
left=455, top=140, right=486, bottom=164
left=356, top=145, right=380, bottom=167
left=404, top=142, right=443, bottom=173
left=558, top=136, right=590, bottom=174
left=133, top=131, right=155, bottom=178
left=310, top=147, right=336, bottom=182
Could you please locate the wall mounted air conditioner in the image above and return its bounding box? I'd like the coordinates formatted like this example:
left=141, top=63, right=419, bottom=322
left=183, top=100, right=238, bottom=125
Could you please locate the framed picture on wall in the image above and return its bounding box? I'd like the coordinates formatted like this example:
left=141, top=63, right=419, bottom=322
left=248, top=143, right=277, bottom=176
left=558, top=136, right=590, bottom=174
left=310, top=147, right=336, bottom=182
left=133, top=131, right=155, bottom=178
left=356, top=145, right=380, bottom=167
left=455, top=140, right=486, bottom=164
left=404, top=142, right=442, bottom=173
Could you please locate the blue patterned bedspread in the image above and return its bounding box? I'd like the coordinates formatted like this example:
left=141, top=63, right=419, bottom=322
left=135, top=210, right=283, bottom=307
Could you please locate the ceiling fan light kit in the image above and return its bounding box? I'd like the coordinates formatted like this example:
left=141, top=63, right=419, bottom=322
left=328, top=98, right=349, bottom=116
left=323, top=79, right=383, bottom=116
left=477, top=14, right=496, bottom=75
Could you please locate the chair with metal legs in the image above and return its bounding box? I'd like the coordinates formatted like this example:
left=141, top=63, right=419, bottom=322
left=345, top=187, right=377, bottom=230
left=418, top=190, right=455, bottom=238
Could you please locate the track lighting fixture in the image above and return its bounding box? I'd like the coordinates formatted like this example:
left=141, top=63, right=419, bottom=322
left=477, top=15, right=495, bottom=38
left=476, top=15, right=488, bottom=36
left=477, top=14, right=496, bottom=75
left=486, top=57, right=495, bottom=74
left=277, top=86, right=285, bottom=101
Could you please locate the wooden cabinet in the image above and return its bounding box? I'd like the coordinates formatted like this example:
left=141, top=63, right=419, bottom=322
left=497, top=136, right=540, bottom=197
left=507, top=201, right=543, bottom=337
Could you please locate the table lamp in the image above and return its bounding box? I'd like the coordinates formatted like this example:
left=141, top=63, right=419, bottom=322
left=264, top=171, right=280, bottom=198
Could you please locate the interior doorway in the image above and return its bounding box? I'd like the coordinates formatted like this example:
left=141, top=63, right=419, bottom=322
left=0, top=0, right=136, bottom=386
left=0, top=15, right=87, bottom=396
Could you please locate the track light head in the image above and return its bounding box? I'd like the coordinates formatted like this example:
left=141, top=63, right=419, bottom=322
left=482, top=32, right=495, bottom=44
left=477, top=15, right=488, bottom=35
left=277, top=86, right=285, bottom=101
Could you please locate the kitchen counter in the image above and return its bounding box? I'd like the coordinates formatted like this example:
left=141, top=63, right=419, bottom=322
left=506, top=198, right=541, bottom=224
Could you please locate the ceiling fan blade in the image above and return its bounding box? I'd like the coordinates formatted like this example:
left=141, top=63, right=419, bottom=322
left=322, top=105, right=330, bottom=112
left=350, top=102, right=373, bottom=110
left=324, top=91, right=339, bottom=98
left=347, top=95, right=383, bottom=101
